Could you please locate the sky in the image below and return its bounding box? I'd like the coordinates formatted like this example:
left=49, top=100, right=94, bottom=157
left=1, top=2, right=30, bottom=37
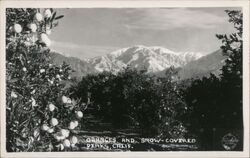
left=49, top=8, right=239, bottom=60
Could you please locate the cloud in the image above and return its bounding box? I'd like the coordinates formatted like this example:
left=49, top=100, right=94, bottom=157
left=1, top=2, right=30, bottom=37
left=49, top=8, right=236, bottom=59
left=51, top=41, right=118, bottom=59
left=126, top=8, right=228, bottom=30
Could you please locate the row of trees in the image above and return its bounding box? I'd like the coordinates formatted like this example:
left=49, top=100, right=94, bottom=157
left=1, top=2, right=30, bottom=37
left=70, top=67, right=188, bottom=137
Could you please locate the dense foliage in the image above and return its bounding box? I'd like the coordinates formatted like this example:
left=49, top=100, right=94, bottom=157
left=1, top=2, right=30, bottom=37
left=70, top=67, right=189, bottom=137
left=6, top=8, right=83, bottom=152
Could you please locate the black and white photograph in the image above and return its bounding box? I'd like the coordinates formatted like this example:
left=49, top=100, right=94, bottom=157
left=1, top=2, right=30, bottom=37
left=0, top=0, right=249, bottom=157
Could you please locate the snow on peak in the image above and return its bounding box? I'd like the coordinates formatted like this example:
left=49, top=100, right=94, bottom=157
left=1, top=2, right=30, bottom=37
left=88, top=45, right=203, bottom=73
left=178, top=51, right=203, bottom=63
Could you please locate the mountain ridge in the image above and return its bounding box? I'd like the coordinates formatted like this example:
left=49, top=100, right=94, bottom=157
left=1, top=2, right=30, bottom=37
left=50, top=45, right=225, bottom=80
left=88, top=45, right=203, bottom=74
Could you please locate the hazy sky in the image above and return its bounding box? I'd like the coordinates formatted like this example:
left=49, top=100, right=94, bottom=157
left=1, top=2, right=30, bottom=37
left=49, top=8, right=239, bottom=60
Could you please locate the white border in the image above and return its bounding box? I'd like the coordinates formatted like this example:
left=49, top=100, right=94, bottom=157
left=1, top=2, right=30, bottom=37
left=0, top=1, right=249, bottom=158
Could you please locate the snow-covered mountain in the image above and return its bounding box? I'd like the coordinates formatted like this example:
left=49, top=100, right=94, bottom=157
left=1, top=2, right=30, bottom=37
left=51, top=46, right=225, bottom=80
left=88, top=45, right=203, bottom=73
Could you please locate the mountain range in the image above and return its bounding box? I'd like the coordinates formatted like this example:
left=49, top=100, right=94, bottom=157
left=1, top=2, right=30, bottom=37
left=87, top=45, right=203, bottom=74
left=50, top=45, right=226, bottom=80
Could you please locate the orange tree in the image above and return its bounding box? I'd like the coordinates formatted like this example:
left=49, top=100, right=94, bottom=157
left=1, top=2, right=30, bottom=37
left=6, top=8, right=84, bottom=152
left=183, top=10, right=243, bottom=150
